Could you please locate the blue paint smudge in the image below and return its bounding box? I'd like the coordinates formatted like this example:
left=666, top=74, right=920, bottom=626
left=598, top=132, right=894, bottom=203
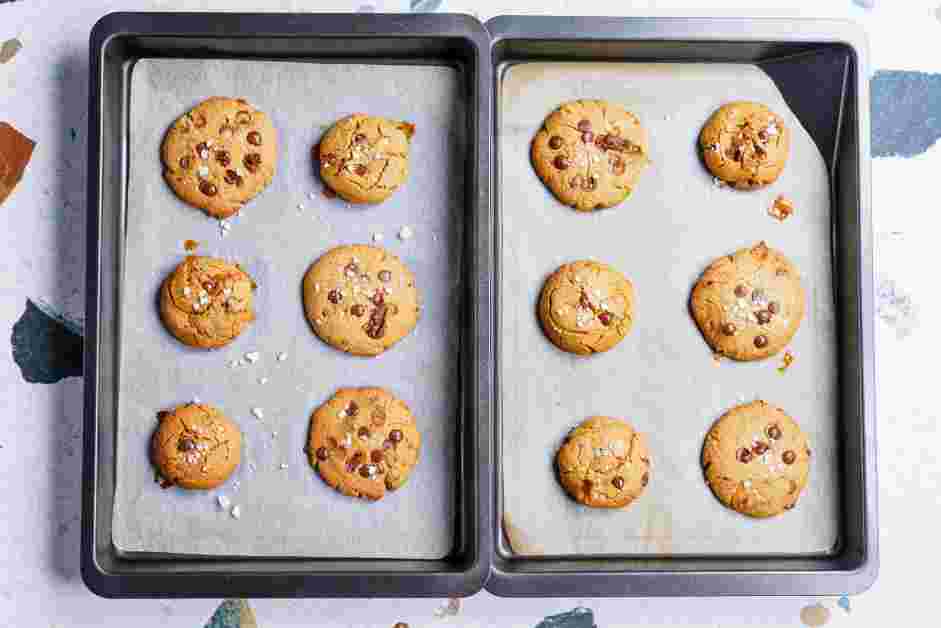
left=204, top=599, right=244, bottom=628
left=838, top=595, right=852, bottom=613
left=871, top=70, right=941, bottom=157
left=536, top=607, right=595, bottom=628
left=411, top=0, right=443, bottom=12
left=11, top=299, right=83, bottom=384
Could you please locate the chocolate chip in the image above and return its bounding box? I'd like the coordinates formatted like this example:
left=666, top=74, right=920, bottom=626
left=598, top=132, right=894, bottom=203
left=178, top=438, right=196, bottom=452
left=370, top=450, right=384, bottom=464
left=359, top=464, right=375, bottom=478
left=327, top=289, right=342, bottom=304
left=195, top=142, right=210, bottom=158
left=371, top=408, right=386, bottom=427
left=393, top=623, right=409, bottom=628
left=347, top=401, right=359, bottom=417
left=721, top=322, right=737, bottom=336
left=350, top=304, right=366, bottom=317
left=641, top=472, right=649, bottom=487
left=598, top=311, right=612, bottom=326
left=597, top=134, right=630, bottom=151
left=378, top=270, right=392, bottom=283
left=581, top=131, right=594, bottom=144
left=776, top=268, right=788, bottom=277
left=355, top=164, right=368, bottom=176
left=323, top=153, right=337, bottom=165
left=577, top=119, right=592, bottom=132
left=354, top=133, right=368, bottom=144
left=610, top=157, right=626, bottom=175
left=315, top=446, right=329, bottom=461
left=198, top=180, right=218, bottom=197
left=215, top=150, right=231, bottom=167
left=357, top=426, right=370, bottom=440
left=344, top=261, right=360, bottom=276
left=751, top=289, right=765, bottom=303
left=754, top=334, right=769, bottom=348
left=246, top=130, right=262, bottom=146
left=235, top=110, right=253, bottom=125
left=548, top=135, right=563, bottom=149
left=389, top=429, right=404, bottom=443
left=553, top=155, right=570, bottom=170
left=753, top=441, right=769, bottom=455
left=612, top=476, right=625, bottom=490
left=584, top=176, right=597, bottom=191
left=756, top=310, right=772, bottom=325
left=767, top=424, right=782, bottom=440
left=737, top=448, right=753, bottom=463
left=734, top=284, right=748, bottom=298
left=243, top=152, right=262, bottom=173
left=768, top=301, right=779, bottom=314
left=327, top=437, right=339, bottom=449
left=224, top=169, right=243, bottom=186
left=782, top=450, right=797, bottom=465
left=382, top=439, right=394, bottom=450
left=570, top=175, right=583, bottom=188
left=582, top=479, right=593, bottom=494
left=179, top=156, right=192, bottom=170
left=371, top=290, right=385, bottom=306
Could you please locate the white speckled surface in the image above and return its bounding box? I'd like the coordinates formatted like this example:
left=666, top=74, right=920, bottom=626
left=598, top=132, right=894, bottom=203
left=2, top=0, right=940, bottom=626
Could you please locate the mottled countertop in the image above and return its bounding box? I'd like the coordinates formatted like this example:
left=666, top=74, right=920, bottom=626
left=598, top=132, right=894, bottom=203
left=2, top=1, right=939, bottom=626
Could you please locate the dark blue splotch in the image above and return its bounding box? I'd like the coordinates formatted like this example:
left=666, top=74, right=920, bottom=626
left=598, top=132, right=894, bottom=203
left=11, top=299, right=83, bottom=384
left=204, top=599, right=254, bottom=628
left=871, top=70, right=941, bottom=157
left=536, top=607, right=595, bottom=628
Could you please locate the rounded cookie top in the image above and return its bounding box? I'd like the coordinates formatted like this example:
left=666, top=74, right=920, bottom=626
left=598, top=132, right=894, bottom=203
left=161, top=97, right=277, bottom=218
left=159, top=255, right=256, bottom=349
left=690, top=241, right=804, bottom=361
left=531, top=99, right=650, bottom=212
left=307, top=387, right=421, bottom=501
left=701, top=400, right=811, bottom=518
left=538, top=260, right=634, bottom=356
left=699, top=101, right=790, bottom=189
left=303, top=244, right=420, bottom=357
left=318, top=114, right=415, bottom=204
left=150, top=403, right=241, bottom=490
left=556, top=416, right=652, bottom=509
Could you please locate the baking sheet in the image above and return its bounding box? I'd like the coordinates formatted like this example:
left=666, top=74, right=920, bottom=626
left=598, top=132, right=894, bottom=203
left=499, top=62, right=839, bottom=556
left=113, top=59, right=466, bottom=558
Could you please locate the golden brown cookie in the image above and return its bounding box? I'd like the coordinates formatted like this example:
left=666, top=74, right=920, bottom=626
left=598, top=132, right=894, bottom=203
left=531, top=99, right=650, bottom=212
left=701, top=400, right=811, bottom=518
left=690, top=242, right=804, bottom=361
left=302, top=244, right=420, bottom=357
left=307, top=387, right=421, bottom=501
left=159, top=255, right=256, bottom=349
left=556, top=416, right=651, bottom=509
left=699, top=101, right=790, bottom=189
left=317, top=114, right=414, bottom=204
left=538, top=260, right=634, bottom=356
left=161, top=97, right=277, bottom=218
left=150, top=403, right=241, bottom=490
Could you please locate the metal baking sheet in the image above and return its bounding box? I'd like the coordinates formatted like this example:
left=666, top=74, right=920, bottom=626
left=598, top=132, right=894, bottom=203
left=498, top=61, right=840, bottom=557
left=113, top=58, right=465, bottom=559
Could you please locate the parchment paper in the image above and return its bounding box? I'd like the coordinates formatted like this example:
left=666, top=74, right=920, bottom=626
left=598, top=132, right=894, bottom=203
left=114, top=59, right=465, bottom=558
left=499, top=63, right=840, bottom=556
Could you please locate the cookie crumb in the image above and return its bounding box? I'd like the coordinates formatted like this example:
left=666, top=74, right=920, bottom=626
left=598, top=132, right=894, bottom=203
left=769, top=195, right=794, bottom=221
left=230, top=505, right=241, bottom=520
left=258, top=377, right=268, bottom=385
left=184, top=239, right=200, bottom=252
left=778, top=350, right=795, bottom=373
left=372, top=232, right=384, bottom=242
left=217, top=495, right=231, bottom=510
left=244, top=351, right=260, bottom=363
left=398, top=225, right=414, bottom=240
left=276, top=352, right=288, bottom=362
left=251, top=407, right=264, bottom=420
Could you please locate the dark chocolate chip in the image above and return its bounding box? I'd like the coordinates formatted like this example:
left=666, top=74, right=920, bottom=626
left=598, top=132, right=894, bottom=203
left=548, top=135, right=563, bottom=149
left=327, top=437, right=339, bottom=449
left=315, top=446, right=329, bottom=461
left=327, top=289, right=342, bottom=304
left=611, top=157, right=626, bottom=175
left=357, top=426, right=370, bottom=439
left=246, top=130, right=262, bottom=146
left=754, top=334, right=769, bottom=348
left=768, top=301, right=779, bottom=314
left=195, top=142, right=210, bottom=158
left=767, top=424, right=782, bottom=440
left=721, top=322, right=737, bottom=336
left=782, top=450, right=797, bottom=465
left=350, top=304, right=366, bottom=317
left=584, top=176, right=597, bottom=191
left=378, top=270, right=392, bottom=283
left=612, top=476, right=625, bottom=490
left=553, top=154, right=570, bottom=170
left=371, top=290, right=385, bottom=306
left=323, top=153, right=337, bottom=165
left=734, top=284, right=749, bottom=298
left=753, top=441, right=769, bottom=455
left=737, top=448, right=753, bottom=463
left=224, top=169, right=243, bottom=186
left=243, top=152, right=262, bottom=173
left=235, top=110, right=253, bottom=125
left=178, top=438, right=196, bottom=452
left=179, top=156, right=192, bottom=170
left=641, top=472, right=649, bottom=487
left=215, top=150, right=231, bottom=167
left=347, top=401, right=359, bottom=417
left=389, top=429, right=403, bottom=443
left=577, top=119, right=592, bottom=132
left=359, top=464, right=374, bottom=478
left=198, top=180, right=218, bottom=197
left=363, top=303, right=388, bottom=338
left=581, top=131, right=594, bottom=144
left=370, top=450, right=384, bottom=464
left=582, top=479, right=593, bottom=494
left=756, top=310, right=772, bottom=325
left=354, top=164, right=368, bottom=176
left=354, top=133, right=368, bottom=144
left=598, top=311, right=612, bottom=326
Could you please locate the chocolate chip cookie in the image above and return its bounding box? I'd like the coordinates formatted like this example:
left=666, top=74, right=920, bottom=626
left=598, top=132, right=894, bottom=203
left=317, top=114, right=415, bottom=204
left=699, top=101, right=789, bottom=189
left=690, top=241, right=804, bottom=361
left=538, top=260, right=634, bottom=356
left=161, top=97, right=277, bottom=218
left=701, top=400, right=811, bottom=518
left=302, top=244, right=420, bottom=357
left=307, top=387, right=421, bottom=501
left=556, top=416, right=652, bottom=509
left=151, top=403, right=241, bottom=490
left=159, top=255, right=256, bottom=349
left=531, top=99, right=650, bottom=211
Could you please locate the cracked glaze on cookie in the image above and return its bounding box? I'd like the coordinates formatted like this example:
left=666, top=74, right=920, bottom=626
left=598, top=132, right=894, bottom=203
left=699, top=101, right=790, bottom=189
left=317, top=113, right=414, bottom=204
left=531, top=99, right=650, bottom=211
left=159, top=256, right=256, bottom=349
left=690, top=242, right=804, bottom=361
left=701, top=400, right=810, bottom=518
left=538, top=260, right=634, bottom=356
left=303, top=244, right=420, bottom=357
left=161, top=97, right=277, bottom=218
left=308, top=387, right=421, bottom=501
left=150, top=403, right=241, bottom=490
left=556, top=416, right=651, bottom=509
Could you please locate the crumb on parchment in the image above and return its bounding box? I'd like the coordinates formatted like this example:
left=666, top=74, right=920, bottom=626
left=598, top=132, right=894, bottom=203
left=778, top=350, right=795, bottom=373
left=769, top=195, right=794, bottom=221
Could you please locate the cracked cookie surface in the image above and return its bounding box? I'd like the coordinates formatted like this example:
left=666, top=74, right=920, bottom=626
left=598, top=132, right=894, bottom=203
left=150, top=403, right=241, bottom=490
left=308, top=387, right=421, bottom=501
left=556, top=416, right=651, bottom=509
left=317, top=113, right=414, bottom=204
left=699, top=101, right=789, bottom=189
left=531, top=99, right=650, bottom=211
left=161, top=97, right=277, bottom=218
left=538, top=260, right=634, bottom=356
left=159, top=255, right=256, bottom=349
left=701, top=400, right=810, bottom=518
left=690, top=241, right=804, bottom=361
left=303, top=244, right=420, bottom=357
